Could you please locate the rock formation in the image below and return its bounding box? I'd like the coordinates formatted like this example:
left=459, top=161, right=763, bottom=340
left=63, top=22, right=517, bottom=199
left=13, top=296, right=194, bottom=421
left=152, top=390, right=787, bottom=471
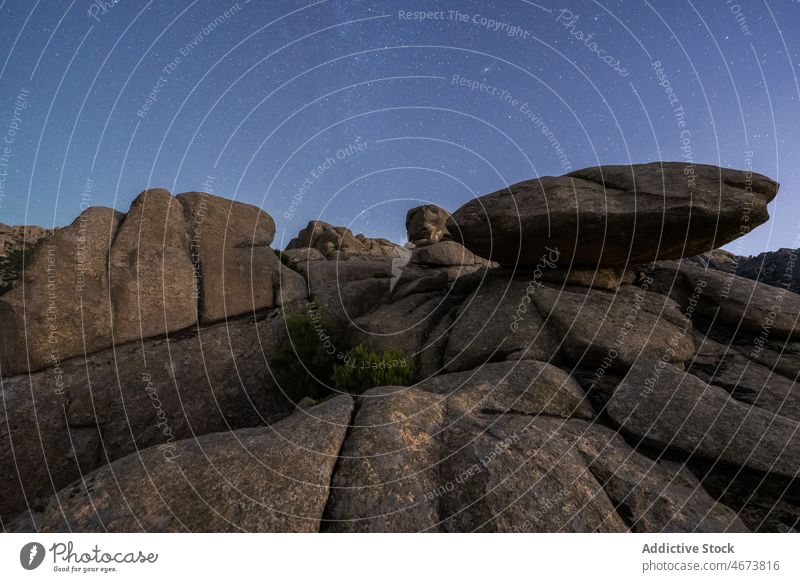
left=405, top=204, right=451, bottom=246
left=447, top=162, right=779, bottom=267
left=0, top=189, right=304, bottom=375
left=0, top=223, right=48, bottom=293
left=2, top=162, right=798, bottom=533
left=286, top=220, right=401, bottom=260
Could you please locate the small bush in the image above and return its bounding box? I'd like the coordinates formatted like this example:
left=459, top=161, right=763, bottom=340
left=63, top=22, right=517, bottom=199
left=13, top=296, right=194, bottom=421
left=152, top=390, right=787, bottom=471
left=332, top=345, right=414, bottom=395
left=270, top=308, right=339, bottom=403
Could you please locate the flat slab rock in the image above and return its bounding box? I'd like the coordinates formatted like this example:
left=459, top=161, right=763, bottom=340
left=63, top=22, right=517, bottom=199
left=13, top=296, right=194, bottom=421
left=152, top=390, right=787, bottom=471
left=0, top=306, right=302, bottom=523
left=608, top=359, right=800, bottom=479
left=9, top=396, right=353, bottom=532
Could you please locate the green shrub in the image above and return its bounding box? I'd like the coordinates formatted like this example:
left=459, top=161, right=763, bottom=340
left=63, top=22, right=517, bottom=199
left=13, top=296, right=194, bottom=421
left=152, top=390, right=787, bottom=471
left=332, top=345, right=414, bottom=395
left=270, top=308, right=339, bottom=403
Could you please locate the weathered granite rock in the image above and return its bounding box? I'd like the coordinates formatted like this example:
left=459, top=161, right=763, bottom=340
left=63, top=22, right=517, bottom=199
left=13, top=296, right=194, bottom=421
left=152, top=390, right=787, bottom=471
left=448, top=162, right=779, bottom=267
left=689, top=333, right=800, bottom=421
left=109, top=189, right=197, bottom=344
left=553, top=421, right=748, bottom=532
left=10, top=396, right=353, bottom=532
left=444, top=277, right=561, bottom=372
left=417, top=360, right=594, bottom=421
left=324, top=381, right=738, bottom=532
left=411, top=240, right=488, bottom=267
left=608, top=360, right=800, bottom=478
left=540, top=266, right=639, bottom=290
left=287, top=221, right=401, bottom=259
left=735, top=248, right=799, bottom=294
left=690, top=247, right=800, bottom=295
left=282, top=247, right=325, bottom=264
left=0, top=223, right=49, bottom=294
left=179, top=192, right=298, bottom=322
left=0, top=207, right=122, bottom=376
left=406, top=204, right=451, bottom=246
left=347, top=292, right=451, bottom=369
left=531, top=284, right=695, bottom=371
left=294, top=257, right=395, bottom=324
left=650, top=260, right=800, bottom=340
left=0, top=305, right=303, bottom=523
left=322, top=387, right=445, bottom=532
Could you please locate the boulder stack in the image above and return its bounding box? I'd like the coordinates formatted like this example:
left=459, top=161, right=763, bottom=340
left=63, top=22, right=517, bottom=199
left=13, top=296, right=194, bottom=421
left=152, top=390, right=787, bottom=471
left=3, top=163, right=798, bottom=533
left=405, top=204, right=451, bottom=246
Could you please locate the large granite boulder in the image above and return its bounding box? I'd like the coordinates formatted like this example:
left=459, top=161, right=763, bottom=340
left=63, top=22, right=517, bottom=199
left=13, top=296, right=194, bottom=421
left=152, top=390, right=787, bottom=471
left=323, top=378, right=745, bottom=532
left=650, top=260, right=800, bottom=340
left=347, top=291, right=452, bottom=370
left=109, top=189, right=197, bottom=344
left=689, top=333, right=800, bottom=422
left=0, top=207, right=122, bottom=375
left=417, top=360, right=594, bottom=421
left=10, top=396, right=353, bottom=532
left=448, top=162, right=779, bottom=267
left=0, top=304, right=303, bottom=523
left=406, top=204, right=451, bottom=246
left=607, top=359, right=799, bottom=478
left=410, top=240, right=488, bottom=267
left=531, top=284, right=696, bottom=371
left=443, top=277, right=561, bottom=372
left=178, top=192, right=302, bottom=322
left=293, top=257, right=396, bottom=324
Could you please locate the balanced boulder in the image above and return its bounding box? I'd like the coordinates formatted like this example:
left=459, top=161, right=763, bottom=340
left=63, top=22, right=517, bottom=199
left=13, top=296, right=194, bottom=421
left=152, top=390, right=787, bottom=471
left=406, top=204, right=451, bottom=246
left=448, top=162, right=779, bottom=267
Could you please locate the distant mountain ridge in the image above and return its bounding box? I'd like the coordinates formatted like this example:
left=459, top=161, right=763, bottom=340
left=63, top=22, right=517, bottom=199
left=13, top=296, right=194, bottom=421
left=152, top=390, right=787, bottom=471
left=687, top=247, right=799, bottom=294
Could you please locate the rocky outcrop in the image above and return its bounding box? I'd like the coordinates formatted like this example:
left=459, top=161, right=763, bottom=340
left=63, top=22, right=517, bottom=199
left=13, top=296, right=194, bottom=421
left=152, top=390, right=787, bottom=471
left=406, top=204, right=451, bottom=246
left=0, top=223, right=48, bottom=294
left=3, top=163, right=798, bottom=533
left=286, top=220, right=401, bottom=260
left=109, top=189, right=197, bottom=344
left=0, top=207, right=123, bottom=375
left=448, top=162, right=779, bottom=267
left=0, top=189, right=302, bottom=375
left=178, top=192, right=283, bottom=322
left=9, top=396, right=353, bottom=532
left=323, top=375, right=745, bottom=532
left=608, top=359, right=799, bottom=478
left=0, top=303, right=304, bottom=523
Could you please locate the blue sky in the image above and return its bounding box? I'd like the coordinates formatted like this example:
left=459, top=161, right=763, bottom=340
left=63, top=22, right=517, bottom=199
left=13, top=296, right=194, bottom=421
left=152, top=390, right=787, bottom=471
left=0, top=0, right=798, bottom=254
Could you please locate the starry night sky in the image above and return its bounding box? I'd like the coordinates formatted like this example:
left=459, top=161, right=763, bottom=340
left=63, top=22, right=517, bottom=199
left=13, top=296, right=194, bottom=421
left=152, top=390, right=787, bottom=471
left=0, top=0, right=798, bottom=254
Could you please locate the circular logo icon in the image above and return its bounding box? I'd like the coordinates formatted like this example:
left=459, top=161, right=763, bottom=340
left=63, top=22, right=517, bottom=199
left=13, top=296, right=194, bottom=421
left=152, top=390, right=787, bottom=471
left=20, top=542, right=46, bottom=570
